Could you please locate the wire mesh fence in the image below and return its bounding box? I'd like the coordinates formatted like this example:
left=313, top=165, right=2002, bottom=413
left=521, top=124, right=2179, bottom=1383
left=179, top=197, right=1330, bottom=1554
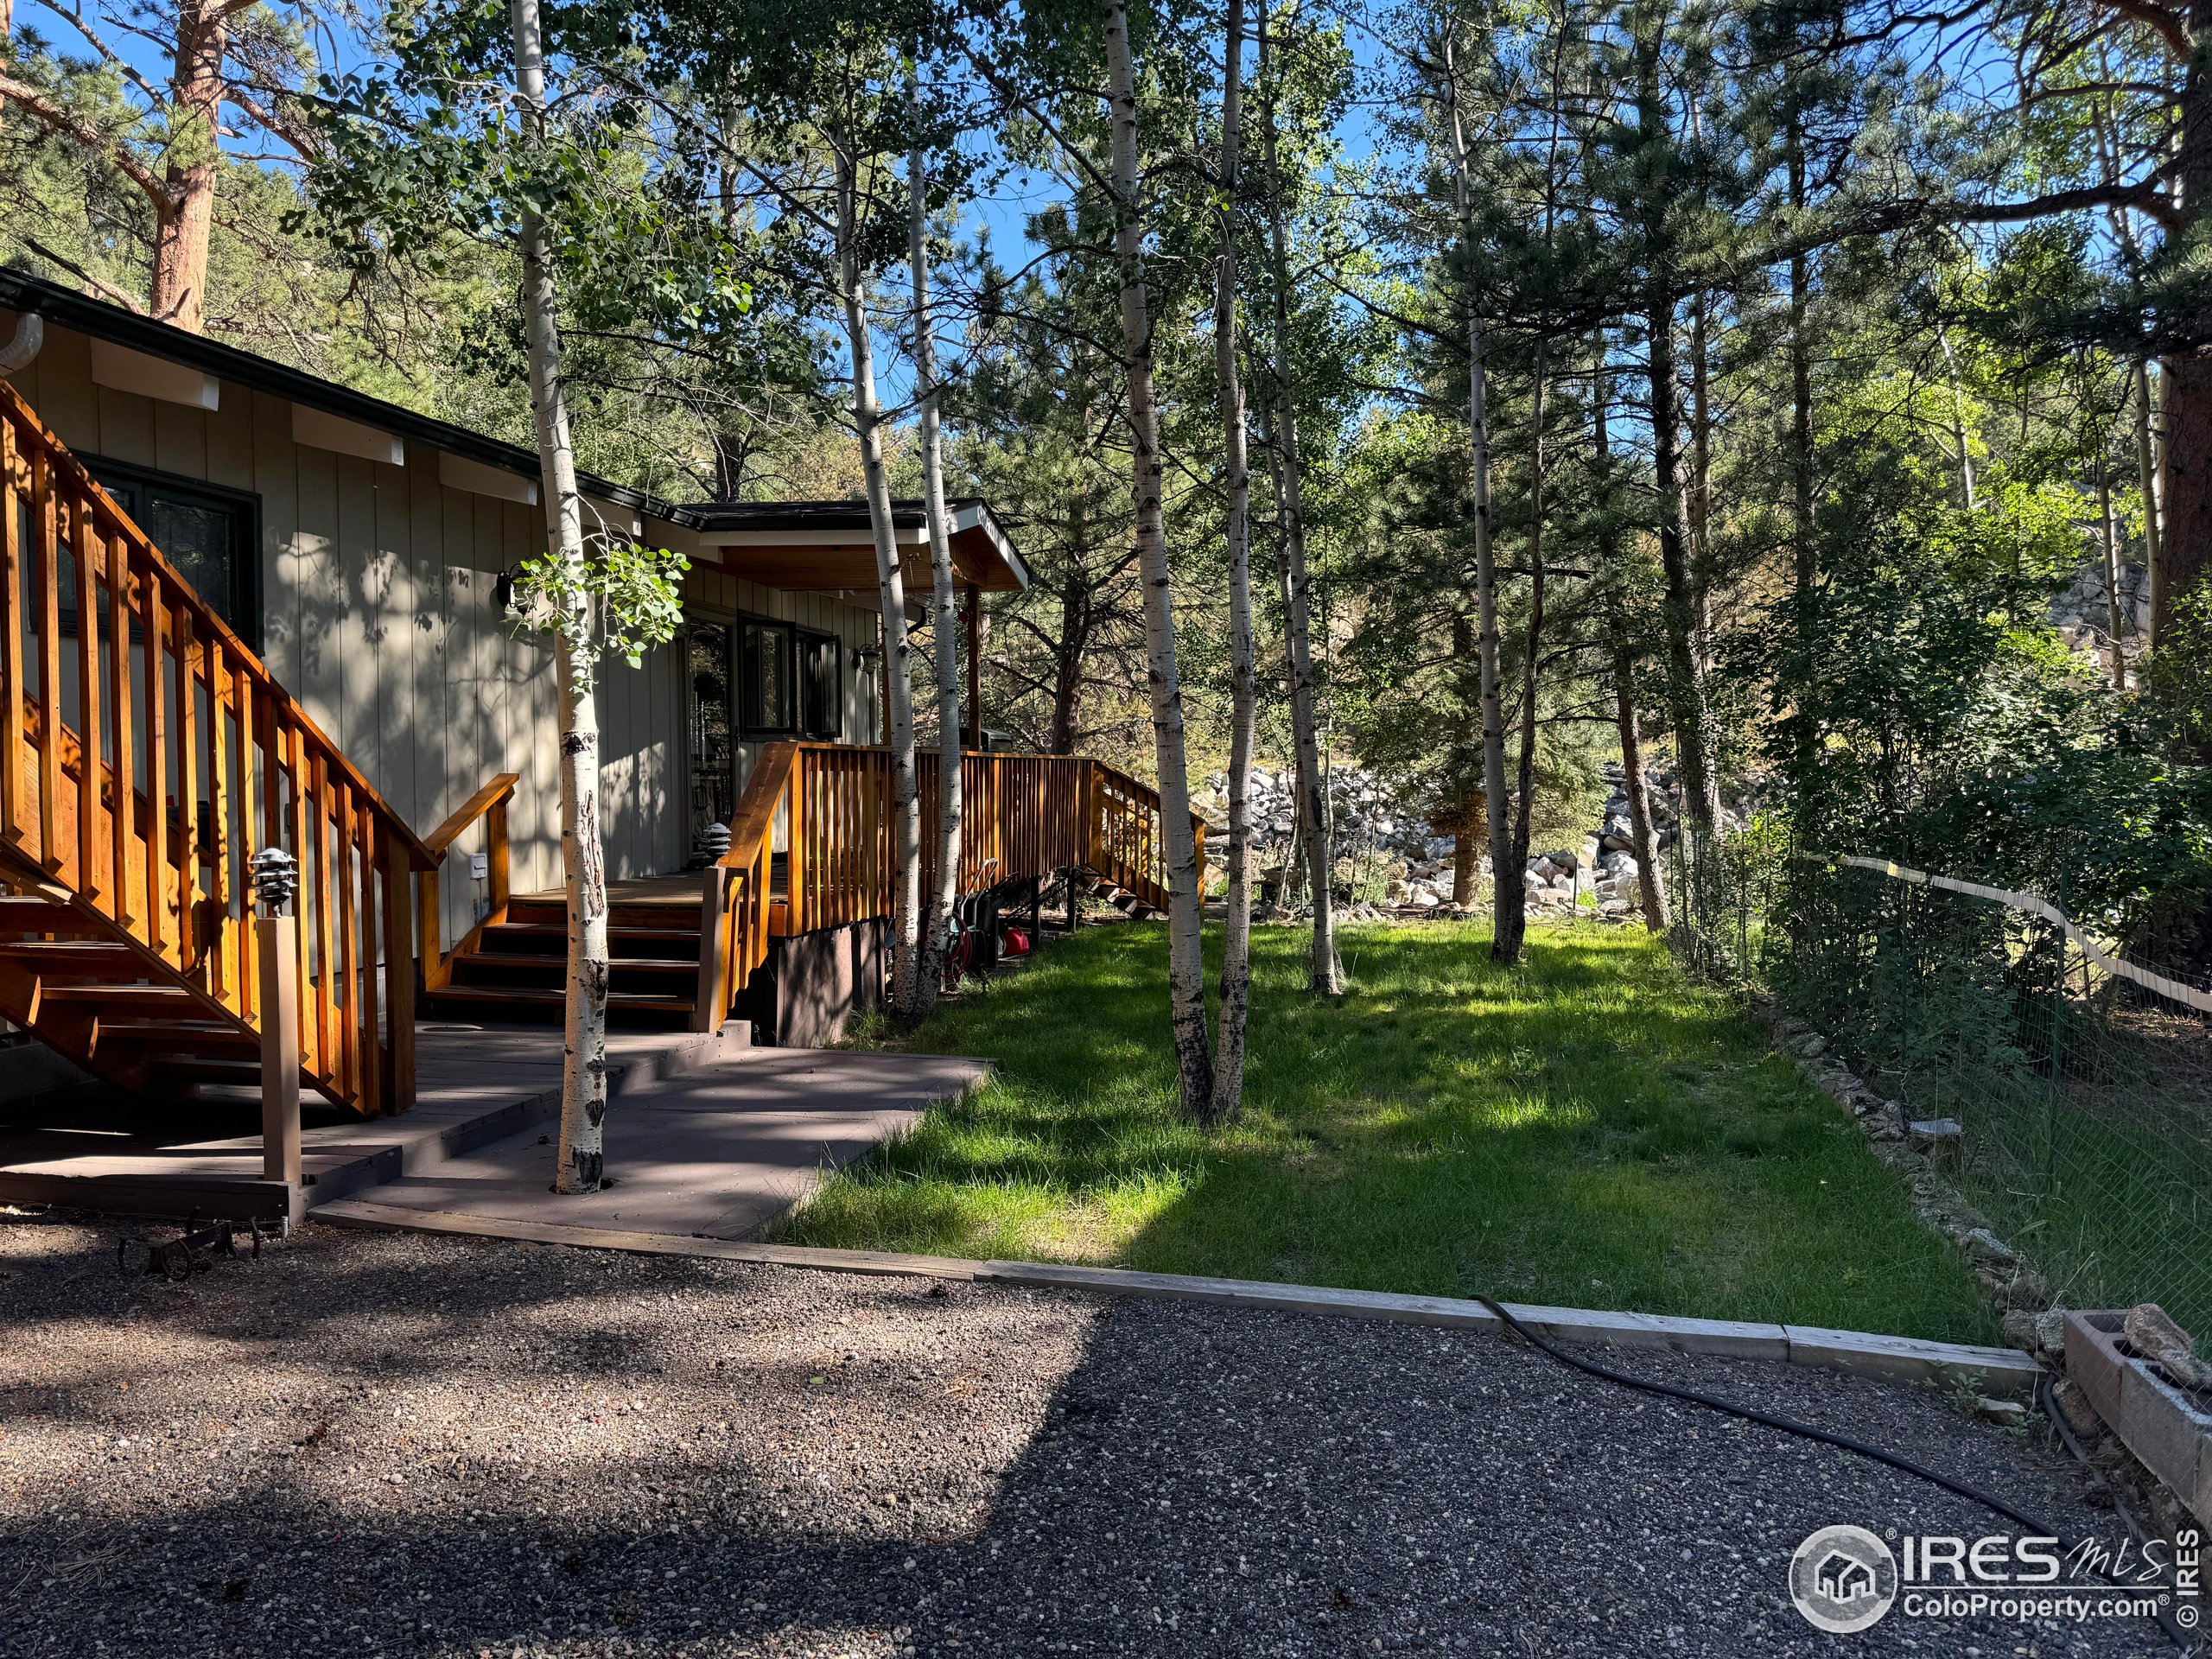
left=1664, top=824, right=2212, bottom=1353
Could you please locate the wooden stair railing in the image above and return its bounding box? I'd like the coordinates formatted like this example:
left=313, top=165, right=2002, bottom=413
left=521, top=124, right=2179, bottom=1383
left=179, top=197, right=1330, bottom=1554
left=416, top=772, right=518, bottom=992
left=691, top=743, right=1205, bottom=1030
left=0, top=380, right=436, bottom=1114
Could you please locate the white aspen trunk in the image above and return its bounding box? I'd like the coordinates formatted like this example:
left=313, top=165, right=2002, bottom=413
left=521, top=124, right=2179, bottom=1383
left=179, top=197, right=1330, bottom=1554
left=2135, top=359, right=2164, bottom=642
left=1103, top=0, right=1215, bottom=1117
left=2100, top=452, right=2128, bottom=687
left=512, top=0, right=607, bottom=1193
left=1213, top=0, right=1255, bottom=1117
left=1440, top=38, right=1510, bottom=940
left=836, top=142, right=923, bottom=1015
left=910, top=129, right=962, bottom=1014
left=1937, top=326, right=1978, bottom=512
left=1261, top=2, right=1340, bottom=996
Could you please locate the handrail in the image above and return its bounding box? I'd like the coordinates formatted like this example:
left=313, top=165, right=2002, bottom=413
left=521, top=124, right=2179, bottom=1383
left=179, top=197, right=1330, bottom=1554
left=0, top=379, right=421, bottom=1113
left=417, top=772, right=518, bottom=992
left=0, top=385, right=438, bottom=871
left=690, top=741, right=1205, bottom=1031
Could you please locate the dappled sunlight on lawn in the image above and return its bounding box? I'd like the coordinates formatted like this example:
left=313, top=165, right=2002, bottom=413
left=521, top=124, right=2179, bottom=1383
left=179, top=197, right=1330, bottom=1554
left=779, top=918, right=1996, bottom=1343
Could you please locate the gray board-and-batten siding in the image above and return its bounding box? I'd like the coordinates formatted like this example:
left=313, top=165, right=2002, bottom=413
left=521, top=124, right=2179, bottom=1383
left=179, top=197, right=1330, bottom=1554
left=1, top=310, right=884, bottom=950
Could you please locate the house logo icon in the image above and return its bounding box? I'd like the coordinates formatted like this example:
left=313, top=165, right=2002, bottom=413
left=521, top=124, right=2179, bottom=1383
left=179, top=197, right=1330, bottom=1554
left=1817, top=1551, right=1875, bottom=1602
left=1789, top=1525, right=1898, bottom=1633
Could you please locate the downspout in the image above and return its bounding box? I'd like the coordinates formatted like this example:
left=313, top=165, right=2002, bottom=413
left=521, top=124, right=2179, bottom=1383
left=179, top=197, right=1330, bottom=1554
left=0, top=313, right=46, bottom=375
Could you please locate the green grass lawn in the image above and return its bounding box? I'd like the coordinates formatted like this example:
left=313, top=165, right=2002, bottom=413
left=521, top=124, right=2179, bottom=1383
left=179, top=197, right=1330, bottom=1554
left=777, top=918, right=1996, bottom=1343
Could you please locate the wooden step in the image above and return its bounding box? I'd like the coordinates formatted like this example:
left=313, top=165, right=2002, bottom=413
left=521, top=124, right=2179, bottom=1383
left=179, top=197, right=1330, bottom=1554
left=94, top=1022, right=260, bottom=1062
left=145, top=1055, right=262, bottom=1086
left=423, top=984, right=696, bottom=1016
left=503, top=899, right=705, bottom=931
left=0, top=939, right=155, bottom=976
left=479, top=922, right=704, bottom=953
left=0, top=896, right=105, bottom=938
left=457, top=950, right=699, bottom=976
left=41, top=983, right=204, bottom=1012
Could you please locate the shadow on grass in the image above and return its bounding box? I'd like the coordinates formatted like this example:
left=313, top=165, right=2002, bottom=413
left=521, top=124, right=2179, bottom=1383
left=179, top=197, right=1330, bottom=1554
left=782, top=920, right=1994, bottom=1344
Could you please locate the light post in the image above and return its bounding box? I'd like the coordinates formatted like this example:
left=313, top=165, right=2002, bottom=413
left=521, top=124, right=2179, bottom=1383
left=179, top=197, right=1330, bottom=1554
left=250, top=847, right=302, bottom=1215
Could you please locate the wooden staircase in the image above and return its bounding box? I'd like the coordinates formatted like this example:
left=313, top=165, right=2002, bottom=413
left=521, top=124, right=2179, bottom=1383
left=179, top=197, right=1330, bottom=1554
left=417, top=743, right=1203, bottom=1035
left=426, top=890, right=710, bottom=1029
left=0, top=380, right=431, bottom=1114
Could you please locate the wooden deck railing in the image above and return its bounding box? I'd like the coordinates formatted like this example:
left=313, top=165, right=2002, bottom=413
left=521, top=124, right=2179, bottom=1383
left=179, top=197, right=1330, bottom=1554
left=0, top=380, right=435, bottom=1114
left=693, top=741, right=1204, bottom=1030
left=416, top=771, right=517, bottom=991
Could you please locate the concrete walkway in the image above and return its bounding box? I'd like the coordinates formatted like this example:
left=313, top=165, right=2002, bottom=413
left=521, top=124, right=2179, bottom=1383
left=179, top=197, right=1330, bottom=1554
left=319, top=1047, right=988, bottom=1241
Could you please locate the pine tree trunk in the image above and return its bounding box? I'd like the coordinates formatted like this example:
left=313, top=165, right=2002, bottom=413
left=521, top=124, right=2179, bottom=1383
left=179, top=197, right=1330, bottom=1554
left=1633, top=23, right=1720, bottom=845
left=1048, top=576, right=1085, bottom=755
left=1787, top=113, right=1818, bottom=789
left=1103, top=0, right=1214, bottom=1117
left=1260, top=6, right=1339, bottom=996
left=1649, top=296, right=1719, bottom=840
left=910, top=131, right=961, bottom=1016
left=1452, top=830, right=1478, bottom=906
left=835, top=143, right=923, bottom=1014
left=1496, top=346, right=1548, bottom=965
left=1439, top=37, right=1512, bottom=955
left=150, top=0, right=223, bottom=333
left=1212, top=0, right=1255, bottom=1119
left=1592, top=335, right=1669, bottom=933
left=1613, top=648, right=1669, bottom=932
left=512, top=0, right=607, bottom=1194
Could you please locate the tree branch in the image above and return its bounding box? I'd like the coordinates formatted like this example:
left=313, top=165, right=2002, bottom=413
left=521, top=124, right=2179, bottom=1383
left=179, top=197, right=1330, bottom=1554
left=22, top=235, right=147, bottom=312
left=0, top=73, right=175, bottom=207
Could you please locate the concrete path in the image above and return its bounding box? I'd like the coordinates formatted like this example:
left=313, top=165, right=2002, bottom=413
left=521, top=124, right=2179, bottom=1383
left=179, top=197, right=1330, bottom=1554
left=320, top=1048, right=988, bottom=1241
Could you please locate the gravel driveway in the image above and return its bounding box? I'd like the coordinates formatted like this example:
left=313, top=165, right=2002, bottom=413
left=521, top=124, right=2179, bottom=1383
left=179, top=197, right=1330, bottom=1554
left=0, top=1219, right=2177, bottom=1657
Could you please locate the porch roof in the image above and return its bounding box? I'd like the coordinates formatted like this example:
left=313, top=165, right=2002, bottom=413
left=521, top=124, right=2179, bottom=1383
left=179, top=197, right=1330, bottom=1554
left=684, top=497, right=1027, bottom=594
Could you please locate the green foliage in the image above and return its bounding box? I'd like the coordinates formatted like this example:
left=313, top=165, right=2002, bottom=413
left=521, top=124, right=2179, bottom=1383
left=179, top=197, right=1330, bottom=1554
left=508, top=537, right=690, bottom=690
left=1777, top=479, right=2210, bottom=925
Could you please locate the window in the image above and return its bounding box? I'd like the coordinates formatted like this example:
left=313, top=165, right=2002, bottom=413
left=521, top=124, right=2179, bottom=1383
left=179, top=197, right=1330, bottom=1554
left=82, top=459, right=259, bottom=648
left=740, top=618, right=793, bottom=734
left=686, top=624, right=734, bottom=837
left=797, top=630, right=840, bottom=739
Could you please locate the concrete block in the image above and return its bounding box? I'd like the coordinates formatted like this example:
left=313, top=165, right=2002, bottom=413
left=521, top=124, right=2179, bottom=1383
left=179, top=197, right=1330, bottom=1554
left=2119, top=1364, right=2212, bottom=1525
left=1784, top=1325, right=2043, bottom=1399
left=2065, top=1311, right=2131, bottom=1430
left=2063, top=1309, right=2212, bottom=1529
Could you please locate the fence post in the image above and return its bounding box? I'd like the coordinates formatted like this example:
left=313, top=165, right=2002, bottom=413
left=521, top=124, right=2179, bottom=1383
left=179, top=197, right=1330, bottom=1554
left=2043, top=862, right=2069, bottom=1197
left=696, top=865, right=730, bottom=1035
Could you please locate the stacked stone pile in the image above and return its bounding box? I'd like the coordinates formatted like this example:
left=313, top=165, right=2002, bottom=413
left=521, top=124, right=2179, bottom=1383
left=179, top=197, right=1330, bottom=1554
left=1191, top=760, right=1768, bottom=922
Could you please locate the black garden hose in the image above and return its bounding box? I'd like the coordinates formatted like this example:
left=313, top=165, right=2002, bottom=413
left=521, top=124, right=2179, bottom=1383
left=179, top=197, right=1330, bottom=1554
left=1468, top=1294, right=2194, bottom=1652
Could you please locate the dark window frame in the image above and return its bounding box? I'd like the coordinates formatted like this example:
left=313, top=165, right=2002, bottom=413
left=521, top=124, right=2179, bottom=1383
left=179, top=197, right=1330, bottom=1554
left=796, top=626, right=841, bottom=740
left=79, top=455, right=264, bottom=653
left=738, top=613, right=797, bottom=736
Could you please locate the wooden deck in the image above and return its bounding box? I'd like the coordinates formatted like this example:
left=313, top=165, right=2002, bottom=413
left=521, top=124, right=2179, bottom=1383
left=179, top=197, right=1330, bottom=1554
left=0, top=1021, right=747, bottom=1221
